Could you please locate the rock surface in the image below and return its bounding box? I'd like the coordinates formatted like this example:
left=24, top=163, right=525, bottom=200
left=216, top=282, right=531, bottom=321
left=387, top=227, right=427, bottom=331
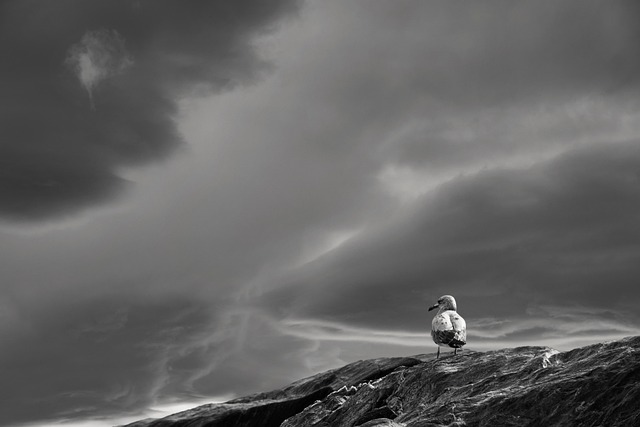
left=123, top=336, right=640, bottom=427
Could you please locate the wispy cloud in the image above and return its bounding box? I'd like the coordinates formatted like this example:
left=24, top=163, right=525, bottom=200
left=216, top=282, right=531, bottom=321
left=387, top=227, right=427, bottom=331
left=280, top=318, right=428, bottom=347
left=276, top=308, right=640, bottom=356
left=65, top=29, right=133, bottom=109
left=471, top=304, right=640, bottom=350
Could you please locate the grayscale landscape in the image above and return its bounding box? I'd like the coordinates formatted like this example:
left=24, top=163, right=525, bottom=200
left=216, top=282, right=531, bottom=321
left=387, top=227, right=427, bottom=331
left=1, top=1, right=640, bottom=426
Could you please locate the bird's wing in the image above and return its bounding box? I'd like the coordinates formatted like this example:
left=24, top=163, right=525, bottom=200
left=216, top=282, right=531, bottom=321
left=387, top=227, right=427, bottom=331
left=431, top=312, right=456, bottom=345
left=449, top=313, right=467, bottom=344
left=432, top=313, right=453, bottom=330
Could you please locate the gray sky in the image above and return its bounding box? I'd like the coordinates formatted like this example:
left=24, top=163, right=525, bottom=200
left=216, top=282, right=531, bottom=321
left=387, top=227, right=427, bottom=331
left=2, top=1, right=640, bottom=425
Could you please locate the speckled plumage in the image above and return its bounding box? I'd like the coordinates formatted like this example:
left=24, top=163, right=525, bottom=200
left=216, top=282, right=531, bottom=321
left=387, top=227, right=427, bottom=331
left=429, top=295, right=466, bottom=359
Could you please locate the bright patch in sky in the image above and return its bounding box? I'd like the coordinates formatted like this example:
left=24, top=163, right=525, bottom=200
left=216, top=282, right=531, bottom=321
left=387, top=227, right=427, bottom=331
left=65, top=29, right=133, bottom=108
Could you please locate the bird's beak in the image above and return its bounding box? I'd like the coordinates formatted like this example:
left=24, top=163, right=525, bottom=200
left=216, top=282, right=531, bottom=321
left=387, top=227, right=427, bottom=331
left=428, top=303, right=439, bottom=311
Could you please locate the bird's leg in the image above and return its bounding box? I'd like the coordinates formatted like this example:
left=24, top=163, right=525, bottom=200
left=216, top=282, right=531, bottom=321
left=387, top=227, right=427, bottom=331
left=436, top=347, right=440, bottom=359
left=454, top=348, right=457, bottom=356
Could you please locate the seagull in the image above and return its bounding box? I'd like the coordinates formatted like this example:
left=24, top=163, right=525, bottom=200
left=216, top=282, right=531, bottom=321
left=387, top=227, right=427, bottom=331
left=429, top=295, right=466, bottom=359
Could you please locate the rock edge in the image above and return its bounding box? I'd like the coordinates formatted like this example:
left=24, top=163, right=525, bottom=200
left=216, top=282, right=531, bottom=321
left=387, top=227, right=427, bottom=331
left=123, top=336, right=640, bottom=427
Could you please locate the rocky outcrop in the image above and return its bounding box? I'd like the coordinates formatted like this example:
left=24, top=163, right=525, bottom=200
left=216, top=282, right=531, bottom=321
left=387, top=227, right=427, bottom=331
left=123, top=336, right=640, bottom=427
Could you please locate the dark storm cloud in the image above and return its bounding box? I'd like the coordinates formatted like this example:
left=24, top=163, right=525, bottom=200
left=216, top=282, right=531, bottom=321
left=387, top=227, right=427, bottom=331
left=0, top=0, right=298, bottom=221
left=279, top=1, right=640, bottom=181
left=266, top=140, right=640, bottom=341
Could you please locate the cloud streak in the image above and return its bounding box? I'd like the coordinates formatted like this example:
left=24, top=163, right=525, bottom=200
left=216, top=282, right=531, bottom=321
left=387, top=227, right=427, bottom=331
left=277, top=311, right=639, bottom=354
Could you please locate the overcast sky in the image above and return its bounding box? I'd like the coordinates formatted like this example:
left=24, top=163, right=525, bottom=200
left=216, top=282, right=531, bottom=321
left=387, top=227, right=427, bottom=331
left=3, top=1, right=640, bottom=426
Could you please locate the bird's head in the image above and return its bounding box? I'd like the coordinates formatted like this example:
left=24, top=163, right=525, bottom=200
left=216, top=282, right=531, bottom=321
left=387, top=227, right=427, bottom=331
left=428, top=295, right=457, bottom=312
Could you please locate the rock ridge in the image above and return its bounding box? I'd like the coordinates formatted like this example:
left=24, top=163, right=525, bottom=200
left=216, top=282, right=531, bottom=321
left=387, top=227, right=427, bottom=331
left=123, top=335, right=640, bottom=427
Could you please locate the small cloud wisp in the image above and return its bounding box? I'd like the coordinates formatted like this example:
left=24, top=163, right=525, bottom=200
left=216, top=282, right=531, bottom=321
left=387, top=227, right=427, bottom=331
left=65, top=29, right=133, bottom=109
